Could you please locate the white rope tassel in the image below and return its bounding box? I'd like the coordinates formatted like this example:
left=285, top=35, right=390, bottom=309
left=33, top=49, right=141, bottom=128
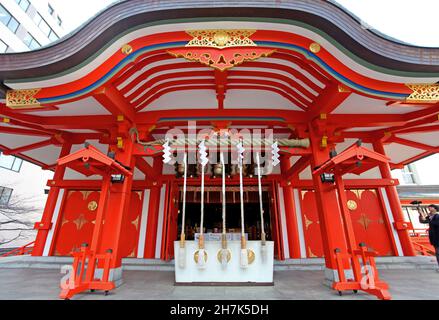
left=219, top=152, right=228, bottom=268
left=256, top=152, right=267, bottom=262
left=197, top=141, right=208, bottom=269
left=237, top=141, right=248, bottom=269
left=178, top=153, right=188, bottom=268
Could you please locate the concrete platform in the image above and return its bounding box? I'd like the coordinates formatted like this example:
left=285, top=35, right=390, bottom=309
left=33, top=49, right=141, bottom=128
left=0, top=256, right=438, bottom=300
left=0, top=268, right=438, bottom=300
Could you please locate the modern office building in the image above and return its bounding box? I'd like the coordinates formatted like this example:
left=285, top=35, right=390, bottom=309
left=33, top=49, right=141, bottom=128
left=0, top=0, right=65, bottom=53
left=0, top=0, right=65, bottom=247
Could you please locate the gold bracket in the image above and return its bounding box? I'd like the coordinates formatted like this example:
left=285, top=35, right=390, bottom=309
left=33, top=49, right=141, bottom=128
left=6, top=89, right=41, bottom=109
left=406, top=84, right=439, bottom=103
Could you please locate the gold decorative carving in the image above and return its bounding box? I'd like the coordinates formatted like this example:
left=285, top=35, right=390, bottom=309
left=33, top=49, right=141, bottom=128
left=247, top=249, right=256, bottom=265
left=406, top=84, right=439, bottom=103
left=358, top=213, right=372, bottom=230
left=308, top=247, right=317, bottom=258
left=186, top=29, right=257, bottom=49
left=303, top=214, right=313, bottom=230
left=347, top=200, right=358, bottom=211
left=6, top=89, right=41, bottom=109
left=121, top=44, right=133, bottom=55
left=88, top=201, right=98, bottom=211
left=309, top=42, right=321, bottom=54
left=168, top=48, right=275, bottom=72
left=216, top=249, right=232, bottom=263
left=194, top=250, right=208, bottom=263
left=73, top=214, right=87, bottom=230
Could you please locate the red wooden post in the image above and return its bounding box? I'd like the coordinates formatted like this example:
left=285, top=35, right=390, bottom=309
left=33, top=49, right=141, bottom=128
left=33, top=142, right=72, bottom=256
left=280, top=156, right=301, bottom=258
left=143, top=157, right=164, bottom=258
left=373, top=140, right=415, bottom=256
left=308, top=126, right=349, bottom=271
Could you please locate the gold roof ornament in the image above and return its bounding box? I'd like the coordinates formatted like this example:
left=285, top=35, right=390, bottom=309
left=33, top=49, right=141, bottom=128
left=6, top=89, right=41, bottom=109
left=185, top=29, right=257, bottom=49
left=309, top=42, right=321, bottom=54
left=406, top=84, right=439, bottom=103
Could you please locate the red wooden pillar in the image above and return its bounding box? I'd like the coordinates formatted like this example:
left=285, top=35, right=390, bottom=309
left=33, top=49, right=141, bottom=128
left=373, top=140, right=415, bottom=256
left=143, top=157, right=164, bottom=258
left=32, top=142, right=72, bottom=256
left=280, top=156, right=301, bottom=259
left=308, top=126, right=348, bottom=271
left=98, top=136, right=136, bottom=269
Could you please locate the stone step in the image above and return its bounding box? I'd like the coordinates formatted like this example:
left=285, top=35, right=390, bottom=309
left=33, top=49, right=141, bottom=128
left=0, top=255, right=436, bottom=271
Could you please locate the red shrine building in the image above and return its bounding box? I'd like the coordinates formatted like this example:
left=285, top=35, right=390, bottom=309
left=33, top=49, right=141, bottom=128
left=0, top=1, right=438, bottom=299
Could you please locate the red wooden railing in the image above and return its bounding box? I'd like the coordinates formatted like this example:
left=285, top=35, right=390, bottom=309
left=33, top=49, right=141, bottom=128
left=0, top=241, right=35, bottom=258
left=59, top=245, right=115, bottom=300
left=409, top=228, right=435, bottom=256
left=332, top=244, right=391, bottom=300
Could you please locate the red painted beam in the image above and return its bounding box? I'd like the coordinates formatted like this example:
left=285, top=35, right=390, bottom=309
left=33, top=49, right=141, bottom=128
left=308, top=83, right=351, bottom=119
left=283, top=155, right=311, bottom=180
left=2, top=138, right=54, bottom=155
left=390, top=137, right=438, bottom=151
left=94, top=85, right=136, bottom=122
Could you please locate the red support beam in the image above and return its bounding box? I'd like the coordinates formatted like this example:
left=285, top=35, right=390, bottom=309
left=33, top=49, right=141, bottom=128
left=280, top=157, right=302, bottom=259
left=2, top=138, right=54, bottom=155
left=308, top=83, right=351, bottom=119
left=94, top=86, right=136, bottom=122
left=282, top=155, right=310, bottom=181
left=32, top=142, right=72, bottom=256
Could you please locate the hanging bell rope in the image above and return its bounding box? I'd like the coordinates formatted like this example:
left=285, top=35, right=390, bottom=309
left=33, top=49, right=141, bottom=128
left=197, top=140, right=208, bottom=268
left=256, top=152, right=267, bottom=261
left=219, top=152, right=229, bottom=267
left=237, top=140, right=249, bottom=269
left=178, top=153, right=188, bottom=268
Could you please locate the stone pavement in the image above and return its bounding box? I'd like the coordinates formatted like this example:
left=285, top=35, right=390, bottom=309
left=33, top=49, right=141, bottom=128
left=0, top=268, right=438, bottom=300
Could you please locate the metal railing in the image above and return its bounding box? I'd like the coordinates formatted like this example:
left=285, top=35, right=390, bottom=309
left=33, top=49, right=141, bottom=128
left=0, top=241, right=35, bottom=258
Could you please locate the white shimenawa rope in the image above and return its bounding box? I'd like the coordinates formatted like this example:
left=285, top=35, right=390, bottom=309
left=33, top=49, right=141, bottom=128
left=256, top=152, right=267, bottom=261
left=178, top=153, right=188, bottom=268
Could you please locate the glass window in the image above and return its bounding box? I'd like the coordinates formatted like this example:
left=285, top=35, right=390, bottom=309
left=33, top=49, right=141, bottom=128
left=15, top=0, right=30, bottom=12
left=0, top=153, right=23, bottom=172
left=0, top=187, right=13, bottom=205
left=48, top=30, right=58, bottom=42
left=0, top=39, right=8, bottom=53
left=32, top=12, right=42, bottom=26
left=39, top=19, right=50, bottom=36
left=0, top=5, right=20, bottom=34
left=22, top=32, right=40, bottom=50
left=48, top=4, right=54, bottom=15
left=57, top=16, right=62, bottom=26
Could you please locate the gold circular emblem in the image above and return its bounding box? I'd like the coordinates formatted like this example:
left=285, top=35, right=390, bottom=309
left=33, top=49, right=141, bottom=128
left=347, top=200, right=358, bottom=211
left=121, top=44, right=133, bottom=55
left=247, top=249, right=256, bottom=265
left=88, top=201, right=98, bottom=211
left=309, top=42, right=321, bottom=54
left=193, top=250, right=208, bottom=263
left=217, top=249, right=232, bottom=263
left=214, top=31, right=231, bottom=47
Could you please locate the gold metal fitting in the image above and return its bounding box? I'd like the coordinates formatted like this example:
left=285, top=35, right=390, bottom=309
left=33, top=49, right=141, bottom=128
left=309, top=42, right=321, bottom=54
left=121, top=44, right=133, bottom=55
left=117, top=137, right=124, bottom=149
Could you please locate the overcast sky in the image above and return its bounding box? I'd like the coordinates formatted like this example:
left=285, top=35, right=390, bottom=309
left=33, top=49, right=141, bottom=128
left=50, top=0, right=439, bottom=47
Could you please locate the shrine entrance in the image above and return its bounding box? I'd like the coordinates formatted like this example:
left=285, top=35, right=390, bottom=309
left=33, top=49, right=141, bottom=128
left=175, top=186, right=278, bottom=258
